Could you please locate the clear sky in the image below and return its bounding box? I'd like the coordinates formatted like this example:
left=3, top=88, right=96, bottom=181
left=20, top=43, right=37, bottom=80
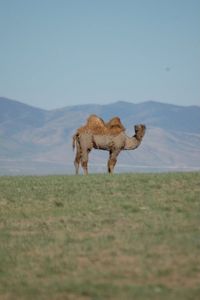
left=0, top=0, right=200, bottom=109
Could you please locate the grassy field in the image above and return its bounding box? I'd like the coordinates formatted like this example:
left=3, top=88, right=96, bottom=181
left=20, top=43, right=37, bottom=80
left=0, top=172, right=200, bottom=300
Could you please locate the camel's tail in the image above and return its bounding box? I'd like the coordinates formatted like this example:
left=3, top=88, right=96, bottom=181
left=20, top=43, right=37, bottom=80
left=72, top=133, right=78, bottom=151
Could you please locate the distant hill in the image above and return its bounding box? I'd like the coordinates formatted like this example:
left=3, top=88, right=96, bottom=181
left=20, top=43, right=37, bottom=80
left=0, top=97, right=200, bottom=175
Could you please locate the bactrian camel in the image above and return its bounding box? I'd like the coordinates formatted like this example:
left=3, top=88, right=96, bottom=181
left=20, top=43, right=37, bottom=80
left=72, top=115, right=146, bottom=174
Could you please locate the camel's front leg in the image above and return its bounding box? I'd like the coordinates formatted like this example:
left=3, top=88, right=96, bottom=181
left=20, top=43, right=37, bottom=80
left=107, top=150, right=120, bottom=174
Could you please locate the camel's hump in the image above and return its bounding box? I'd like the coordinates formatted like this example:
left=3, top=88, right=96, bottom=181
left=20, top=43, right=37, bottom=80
left=78, top=115, right=125, bottom=135
left=86, top=115, right=105, bottom=128
left=106, top=117, right=126, bottom=132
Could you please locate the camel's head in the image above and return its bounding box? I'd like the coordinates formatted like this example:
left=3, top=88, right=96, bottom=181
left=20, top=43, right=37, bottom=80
left=134, top=124, right=146, bottom=140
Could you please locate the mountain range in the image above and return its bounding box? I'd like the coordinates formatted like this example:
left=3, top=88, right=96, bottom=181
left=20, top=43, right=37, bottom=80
left=0, top=97, right=200, bottom=175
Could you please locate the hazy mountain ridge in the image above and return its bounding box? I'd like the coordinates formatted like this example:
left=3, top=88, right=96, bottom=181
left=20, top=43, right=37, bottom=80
left=0, top=97, right=200, bottom=175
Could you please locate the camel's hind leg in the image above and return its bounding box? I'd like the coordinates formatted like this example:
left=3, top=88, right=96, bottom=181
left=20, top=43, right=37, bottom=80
left=74, top=139, right=81, bottom=175
left=108, top=150, right=120, bottom=174
left=78, top=133, right=93, bottom=175
left=74, top=149, right=81, bottom=174
left=74, top=146, right=89, bottom=175
left=81, top=149, right=90, bottom=175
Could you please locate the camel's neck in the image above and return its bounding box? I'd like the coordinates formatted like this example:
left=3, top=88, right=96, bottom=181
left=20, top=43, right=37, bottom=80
left=124, top=135, right=142, bottom=150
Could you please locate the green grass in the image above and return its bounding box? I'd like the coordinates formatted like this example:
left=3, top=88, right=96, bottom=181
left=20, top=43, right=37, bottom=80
left=0, top=172, right=200, bottom=300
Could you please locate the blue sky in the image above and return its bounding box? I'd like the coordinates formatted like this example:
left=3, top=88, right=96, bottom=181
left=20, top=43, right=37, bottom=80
left=0, top=0, right=199, bottom=109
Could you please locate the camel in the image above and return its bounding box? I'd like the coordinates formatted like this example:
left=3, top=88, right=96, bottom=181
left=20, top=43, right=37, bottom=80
left=72, top=115, right=146, bottom=174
